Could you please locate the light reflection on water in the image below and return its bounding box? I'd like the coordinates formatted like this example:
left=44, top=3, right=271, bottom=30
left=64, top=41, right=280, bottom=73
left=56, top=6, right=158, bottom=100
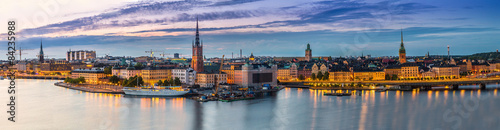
left=2, top=80, right=500, bottom=130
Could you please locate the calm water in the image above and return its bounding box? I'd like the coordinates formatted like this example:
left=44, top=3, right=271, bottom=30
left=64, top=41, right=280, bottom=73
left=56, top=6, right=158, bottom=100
left=1, top=79, right=500, bottom=130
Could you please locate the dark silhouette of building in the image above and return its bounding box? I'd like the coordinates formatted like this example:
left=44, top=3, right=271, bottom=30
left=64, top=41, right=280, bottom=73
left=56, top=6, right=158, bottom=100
left=38, top=40, right=44, bottom=63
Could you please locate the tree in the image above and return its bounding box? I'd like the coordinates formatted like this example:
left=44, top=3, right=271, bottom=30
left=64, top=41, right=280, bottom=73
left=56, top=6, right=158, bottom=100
left=311, top=73, right=317, bottom=80
left=77, top=77, right=86, bottom=83
left=391, top=74, right=398, bottom=80
left=134, top=62, right=143, bottom=68
left=163, top=79, right=170, bottom=86
left=323, top=72, right=329, bottom=81
left=174, top=77, right=181, bottom=86
left=298, top=74, right=305, bottom=80
left=385, top=74, right=391, bottom=80
left=104, top=66, right=112, bottom=74
left=317, top=71, right=323, bottom=81
left=157, top=80, right=163, bottom=86
left=109, top=75, right=120, bottom=84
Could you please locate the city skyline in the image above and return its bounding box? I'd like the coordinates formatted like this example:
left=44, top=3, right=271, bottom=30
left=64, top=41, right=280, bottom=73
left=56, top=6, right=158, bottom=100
left=1, top=0, right=499, bottom=60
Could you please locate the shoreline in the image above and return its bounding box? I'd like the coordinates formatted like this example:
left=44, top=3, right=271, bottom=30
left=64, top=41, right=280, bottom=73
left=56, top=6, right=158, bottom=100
left=54, top=82, right=124, bottom=94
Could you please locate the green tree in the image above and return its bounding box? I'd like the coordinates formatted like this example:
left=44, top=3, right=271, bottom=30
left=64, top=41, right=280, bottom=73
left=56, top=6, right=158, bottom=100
left=323, top=72, right=329, bottom=81
left=174, top=77, right=181, bottom=86
left=77, top=77, right=86, bottom=83
left=109, top=75, right=120, bottom=84
left=316, top=71, right=323, bottom=81
left=391, top=75, right=398, bottom=80
left=163, top=79, right=170, bottom=86
left=298, top=74, right=305, bottom=80
left=134, top=62, right=143, bottom=68
left=311, top=73, right=316, bottom=80
left=104, top=66, right=112, bottom=74
left=157, top=80, right=163, bottom=86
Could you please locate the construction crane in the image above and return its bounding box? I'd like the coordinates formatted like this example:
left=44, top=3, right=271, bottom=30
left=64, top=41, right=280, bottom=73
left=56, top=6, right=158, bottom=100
left=159, top=52, right=170, bottom=58
left=145, top=49, right=164, bottom=58
left=213, top=55, right=224, bottom=96
left=18, top=47, right=33, bottom=60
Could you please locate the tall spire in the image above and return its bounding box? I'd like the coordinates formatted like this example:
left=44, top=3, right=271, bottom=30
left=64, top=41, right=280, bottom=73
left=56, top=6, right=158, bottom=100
left=401, top=28, right=403, bottom=44
left=399, top=28, right=405, bottom=53
left=39, top=39, right=44, bottom=55
left=195, top=17, right=200, bottom=46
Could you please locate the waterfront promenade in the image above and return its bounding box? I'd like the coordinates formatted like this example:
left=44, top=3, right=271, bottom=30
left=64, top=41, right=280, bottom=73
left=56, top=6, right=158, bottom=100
left=54, top=82, right=124, bottom=94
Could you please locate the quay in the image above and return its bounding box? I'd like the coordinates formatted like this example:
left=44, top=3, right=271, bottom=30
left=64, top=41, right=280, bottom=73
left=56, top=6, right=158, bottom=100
left=54, top=82, right=124, bottom=94
left=281, top=78, right=500, bottom=90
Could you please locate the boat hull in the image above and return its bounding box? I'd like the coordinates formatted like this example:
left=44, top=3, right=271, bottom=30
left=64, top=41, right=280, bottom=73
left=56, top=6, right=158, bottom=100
left=123, top=89, right=189, bottom=96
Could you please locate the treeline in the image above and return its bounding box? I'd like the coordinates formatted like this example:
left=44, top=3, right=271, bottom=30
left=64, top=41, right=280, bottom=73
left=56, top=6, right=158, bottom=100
left=156, top=77, right=181, bottom=86
left=64, top=77, right=86, bottom=84
left=298, top=72, right=330, bottom=80
left=460, top=52, right=500, bottom=60
left=122, top=75, right=144, bottom=87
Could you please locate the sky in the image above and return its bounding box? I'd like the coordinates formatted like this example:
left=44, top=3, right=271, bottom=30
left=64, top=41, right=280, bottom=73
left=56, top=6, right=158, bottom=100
left=1, top=0, right=499, bottom=60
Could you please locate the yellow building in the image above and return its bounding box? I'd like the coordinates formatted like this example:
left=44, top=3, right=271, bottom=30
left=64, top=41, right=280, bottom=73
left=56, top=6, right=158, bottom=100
left=277, top=68, right=290, bottom=81
left=400, top=63, right=420, bottom=79
left=141, top=67, right=172, bottom=86
left=329, top=71, right=351, bottom=81
left=71, top=69, right=106, bottom=83
left=221, top=65, right=239, bottom=84
left=196, top=72, right=227, bottom=88
left=353, top=71, right=385, bottom=81
left=431, top=65, right=460, bottom=79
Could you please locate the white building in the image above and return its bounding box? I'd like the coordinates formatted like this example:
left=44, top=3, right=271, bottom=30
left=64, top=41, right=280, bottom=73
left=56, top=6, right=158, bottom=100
left=172, top=68, right=197, bottom=85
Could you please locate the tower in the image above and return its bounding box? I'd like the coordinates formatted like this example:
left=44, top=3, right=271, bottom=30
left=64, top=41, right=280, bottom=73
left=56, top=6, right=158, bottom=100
left=38, top=40, right=45, bottom=63
left=447, top=45, right=450, bottom=60
left=192, top=18, right=204, bottom=72
left=399, top=29, right=406, bottom=64
left=305, top=43, right=312, bottom=62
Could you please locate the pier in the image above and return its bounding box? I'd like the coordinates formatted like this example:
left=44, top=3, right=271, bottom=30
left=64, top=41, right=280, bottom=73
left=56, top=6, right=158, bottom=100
left=54, top=82, right=124, bottom=94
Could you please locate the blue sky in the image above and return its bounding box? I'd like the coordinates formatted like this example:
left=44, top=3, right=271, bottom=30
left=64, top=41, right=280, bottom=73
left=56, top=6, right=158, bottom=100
left=1, top=0, right=499, bottom=60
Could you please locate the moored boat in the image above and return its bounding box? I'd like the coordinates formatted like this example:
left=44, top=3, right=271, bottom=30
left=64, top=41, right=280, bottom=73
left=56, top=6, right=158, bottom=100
left=122, top=86, right=189, bottom=96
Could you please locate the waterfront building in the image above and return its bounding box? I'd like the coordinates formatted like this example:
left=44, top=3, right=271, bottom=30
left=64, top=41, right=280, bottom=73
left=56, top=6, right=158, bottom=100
left=40, top=62, right=72, bottom=75
left=196, top=72, right=227, bottom=88
left=233, top=63, right=277, bottom=88
left=277, top=67, right=291, bottom=81
left=191, top=18, right=204, bottom=73
left=15, top=62, right=27, bottom=72
left=384, top=65, right=401, bottom=78
left=290, top=63, right=298, bottom=79
left=352, top=69, right=385, bottom=81
left=431, top=65, right=460, bottom=78
left=472, top=63, right=490, bottom=73
left=329, top=69, right=351, bottom=81
left=141, top=67, right=172, bottom=86
left=305, top=43, right=312, bottom=62
left=400, top=63, right=420, bottom=79
left=298, top=64, right=312, bottom=79
left=311, top=63, right=319, bottom=74
left=221, top=65, right=239, bottom=84
left=399, top=29, right=406, bottom=64
left=320, top=64, right=328, bottom=73
left=66, top=50, right=96, bottom=61
left=172, top=68, right=196, bottom=85
left=421, top=70, right=436, bottom=78
left=71, top=68, right=105, bottom=83
left=112, top=64, right=141, bottom=79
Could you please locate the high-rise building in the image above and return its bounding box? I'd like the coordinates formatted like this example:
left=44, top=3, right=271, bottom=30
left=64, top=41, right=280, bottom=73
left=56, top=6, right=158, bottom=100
left=192, top=18, right=204, bottom=73
left=305, top=43, right=312, bottom=62
left=174, top=53, right=180, bottom=58
left=66, top=50, right=96, bottom=61
left=399, top=29, right=406, bottom=64
left=38, top=40, right=44, bottom=63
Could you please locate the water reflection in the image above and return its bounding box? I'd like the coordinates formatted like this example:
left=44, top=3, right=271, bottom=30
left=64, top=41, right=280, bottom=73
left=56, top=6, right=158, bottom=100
left=3, top=79, right=500, bottom=130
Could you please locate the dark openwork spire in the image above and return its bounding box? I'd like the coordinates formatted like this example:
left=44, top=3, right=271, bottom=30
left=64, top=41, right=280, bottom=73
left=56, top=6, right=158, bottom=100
left=195, top=17, right=200, bottom=47
left=399, top=29, right=405, bottom=53
left=40, top=40, right=44, bottom=55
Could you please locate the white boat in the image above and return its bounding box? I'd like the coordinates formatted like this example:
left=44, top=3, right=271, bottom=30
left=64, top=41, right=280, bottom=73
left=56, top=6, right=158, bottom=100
left=122, top=86, right=189, bottom=96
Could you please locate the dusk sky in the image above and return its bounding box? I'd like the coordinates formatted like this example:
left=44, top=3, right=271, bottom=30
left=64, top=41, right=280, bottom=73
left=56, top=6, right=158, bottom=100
left=1, top=0, right=499, bottom=60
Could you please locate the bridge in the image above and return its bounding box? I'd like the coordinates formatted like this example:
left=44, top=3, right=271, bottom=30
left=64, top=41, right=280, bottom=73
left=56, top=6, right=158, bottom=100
left=281, top=78, right=500, bottom=90
left=15, top=75, right=66, bottom=80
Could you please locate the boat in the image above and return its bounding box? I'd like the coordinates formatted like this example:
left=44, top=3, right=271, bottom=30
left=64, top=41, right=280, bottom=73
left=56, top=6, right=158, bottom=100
left=324, top=92, right=352, bottom=96
left=122, top=86, right=189, bottom=96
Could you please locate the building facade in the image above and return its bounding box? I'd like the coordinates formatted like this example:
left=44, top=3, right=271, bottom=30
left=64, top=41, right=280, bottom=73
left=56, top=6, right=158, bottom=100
left=172, top=68, right=196, bottom=85
left=305, top=43, right=312, bottom=62
left=66, top=50, right=96, bottom=61
left=196, top=72, right=227, bottom=88
left=71, top=68, right=106, bottom=83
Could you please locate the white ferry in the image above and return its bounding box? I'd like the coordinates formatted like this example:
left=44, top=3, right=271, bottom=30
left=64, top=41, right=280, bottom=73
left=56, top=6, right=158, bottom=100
left=122, top=86, right=189, bottom=96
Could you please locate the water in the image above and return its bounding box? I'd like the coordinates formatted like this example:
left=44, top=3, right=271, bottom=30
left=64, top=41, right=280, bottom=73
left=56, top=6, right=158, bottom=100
left=1, top=79, right=500, bottom=130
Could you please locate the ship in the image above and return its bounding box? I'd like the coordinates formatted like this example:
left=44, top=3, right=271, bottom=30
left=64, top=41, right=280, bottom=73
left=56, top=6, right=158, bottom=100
left=122, top=86, right=189, bottom=96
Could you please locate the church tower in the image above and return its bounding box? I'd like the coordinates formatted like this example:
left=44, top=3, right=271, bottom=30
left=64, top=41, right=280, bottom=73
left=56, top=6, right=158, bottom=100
left=305, top=43, right=312, bottom=62
left=39, top=40, right=45, bottom=63
left=399, top=29, right=406, bottom=64
left=192, top=18, right=204, bottom=72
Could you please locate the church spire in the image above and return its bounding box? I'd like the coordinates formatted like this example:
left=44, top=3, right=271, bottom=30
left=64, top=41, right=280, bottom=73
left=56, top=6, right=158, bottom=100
left=195, top=17, right=200, bottom=47
left=40, top=40, right=44, bottom=55
left=399, top=28, right=405, bottom=53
